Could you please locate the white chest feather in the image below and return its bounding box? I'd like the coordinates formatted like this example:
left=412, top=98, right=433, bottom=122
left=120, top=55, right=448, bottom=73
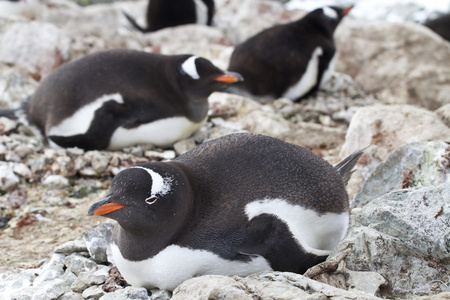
left=282, top=47, right=323, bottom=100
left=107, top=116, right=206, bottom=150
left=47, top=93, right=124, bottom=137
left=193, top=0, right=208, bottom=25
left=245, top=199, right=349, bottom=256
left=111, top=244, right=271, bottom=291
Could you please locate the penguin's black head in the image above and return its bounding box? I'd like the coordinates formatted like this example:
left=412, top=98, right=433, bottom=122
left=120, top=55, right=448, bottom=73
left=178, top=55, right=244, bottom=100
left=87, top=162, right=194, bottom=236
left=307, top=6, right=353, bottom=35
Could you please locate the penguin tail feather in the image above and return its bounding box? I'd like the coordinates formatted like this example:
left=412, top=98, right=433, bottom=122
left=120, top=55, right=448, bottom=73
left=122, top=10, right=151, bottom=33
left=334, top=147, right=368, bottom=186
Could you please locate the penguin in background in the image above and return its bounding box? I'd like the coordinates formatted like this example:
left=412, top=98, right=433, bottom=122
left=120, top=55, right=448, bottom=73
left=226, top=6, right=353, bottom=102
left=123, top=0, right=215, bottom=33
left=0, top=49, right=242, bottom=150
left=424, top=13, right=450, bottom=42
left=87, top=132, right=365, bottom=291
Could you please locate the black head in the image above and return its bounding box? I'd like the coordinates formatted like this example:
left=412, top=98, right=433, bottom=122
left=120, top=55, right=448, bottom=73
left=87, top=162, right=194, bottom=237
left=177, top=55, right=244, bottom=101
left=304, top=6, right=353, bottom=35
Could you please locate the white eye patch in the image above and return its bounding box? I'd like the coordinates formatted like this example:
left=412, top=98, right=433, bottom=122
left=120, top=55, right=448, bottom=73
left=131, top=166, right=173, bottom=197
left=322, top=7, right=338, bottom=19
left=181, top=56, right=200, bottom=80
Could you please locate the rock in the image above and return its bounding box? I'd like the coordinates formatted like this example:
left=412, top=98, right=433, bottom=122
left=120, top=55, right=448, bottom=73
left=99, top=286, right=150, bottom=300
left=0, top=62, right=38, bottom=109
left=0, top=164, right=20, bottom=190
left=81, top=285, right=105, bottom=300
left=149, top=289, right=171, bottom=300
left=13, top=163, right=33, bottom=179
left=436, top=104, right=450, bottom=128
left=42, top=174, right=70, bottom=188
left=83, top=223, right=114, bottom=264
left=354, top=142, right=450, bottom=208
left=71, top=268, right=108, bottom=293
left=144, top=150, right=176, bottom=161
left=414, top=293, right=450, bottom=300
left=336, top=19, right=450, bottom=110
left=58, top=291, right=84, bottom=300
left=172, top=272, right=383, bottom=300
left=331, top=182, right=450, bottom=298
left=215, top=0, right=302, bottom=45
left=173, top=138, right=197, bottom=156
left=64, top=253, right=97, bottom=276
left=339, top=105, right=450, bottom=198
left=0, top=21, right=70, bottom=79
left=54, top=240, right=88, bottom=255
left=0, top=117, right=18, bottom=134
left=87, top=151, right=110, bottom=174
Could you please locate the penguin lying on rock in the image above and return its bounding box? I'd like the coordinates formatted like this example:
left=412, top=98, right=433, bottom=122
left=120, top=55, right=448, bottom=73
left=0, top=49, right=242, bottom=150
left=123, top=0, right=215, bottom=33
left=226, top=6, right=353, bottom=102
left=88, top=132, right=364, bottom=291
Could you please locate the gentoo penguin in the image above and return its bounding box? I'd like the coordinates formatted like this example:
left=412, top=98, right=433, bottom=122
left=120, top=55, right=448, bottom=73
left=226, top=6, right=352, bottom=102
left=424, top=13, right=450, bottom=42
left=87, top=133, right=364, bottom=290
left=0, top=49, right=242, bottom=150
left=123, top=0, right=215, bottom=33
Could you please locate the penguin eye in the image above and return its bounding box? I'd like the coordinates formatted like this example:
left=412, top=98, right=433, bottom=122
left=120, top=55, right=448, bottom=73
left=145, top=196, right=158, bottom=205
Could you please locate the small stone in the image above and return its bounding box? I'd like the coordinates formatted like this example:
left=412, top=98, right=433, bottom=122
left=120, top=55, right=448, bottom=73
left=0, top=117, right=18, bottom=134
left=57, top=291, right=84, bottom=300
left=89, top=151, right=110, bottom=174
left=173, top=138, right=196, bottom=156
left=82, top=285, right=105, bottom=300
left=54, top=240, right=88, bottom=255
left=13, top=163, right=32, bottom=179
left=144, top=150, right=176, bottom=161
left=0, top=165, right=20, bottom=190
left=150, top=289, right=172, bottom=300
left=99, top=286, right=150, bottom=300
left=64, top=253, right=97, bottom=276
left=71, top=270, right=108, bottom=293
left=42, top=174, right=70, bottom=188
left=83, top=223, right=114, bottom=263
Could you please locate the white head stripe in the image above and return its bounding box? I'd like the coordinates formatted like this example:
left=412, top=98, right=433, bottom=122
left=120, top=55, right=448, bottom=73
left=181, top=56, right=200, bottom=80
left=322, top=7, right=338, bottom=19
left=131, top=166, right=172, bottom=196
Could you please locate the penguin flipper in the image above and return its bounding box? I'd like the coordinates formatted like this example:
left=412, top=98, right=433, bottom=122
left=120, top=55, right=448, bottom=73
left=334, top=147, right=367, bottom=186
left=122, top=10, right=152, bottom=33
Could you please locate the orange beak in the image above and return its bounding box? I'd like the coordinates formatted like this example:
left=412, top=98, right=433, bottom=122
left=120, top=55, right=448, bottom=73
left=343, top=6, right=353, bottom=16
left=92, top=202, right=126, bottom=216
left=215, top=71, right=244, bottom=83
left=87, top=196, right=125, bottom=216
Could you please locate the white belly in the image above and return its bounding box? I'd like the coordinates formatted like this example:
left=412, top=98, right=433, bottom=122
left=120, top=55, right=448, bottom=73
left=282, top=47, right=323, bottom=100
left=107, top=116, right=206, bottom=150
left=111, top=244, right=271, bottom=291
left=245, top=198, right=349, bottom=256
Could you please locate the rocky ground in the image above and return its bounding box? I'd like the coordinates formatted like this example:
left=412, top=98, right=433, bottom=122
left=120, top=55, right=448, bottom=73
left=0, top=0, right=449, bottom=299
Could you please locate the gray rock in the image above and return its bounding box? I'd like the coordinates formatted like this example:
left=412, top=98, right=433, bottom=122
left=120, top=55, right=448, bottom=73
left=81, top=285, right=105, bottom=300
left=99, top=286, right=150, bottom=300
left=0, top=270, right=35, bottom=299
left=0, top=21, right=70, bottom=79
left=172, top=272, right=382, bottom=300
left=336, top=19, right=450, bottom=110
left=354, top=142, right=450, bottom=208
left=149, top=289, right=171, bottom=300
left=57, top=292, right=84, bottom=300
left=331, top=182, right=450, bottom=298
left=87, top=151, right=111, bottom=174
left=173, top=138, right=196, bottom=156
left=54, top=240, right=88, bottom=255
left=42, top=174, right=70, bottom=188
left=436, top=104, right=450, bottom=128
left=71, top=267, right=108, bottom=292
left=64, top=253, right=97, bottom=276
left=0, top=164, right=20, bottom=190
left=83, top=223, right=114, bottom=264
